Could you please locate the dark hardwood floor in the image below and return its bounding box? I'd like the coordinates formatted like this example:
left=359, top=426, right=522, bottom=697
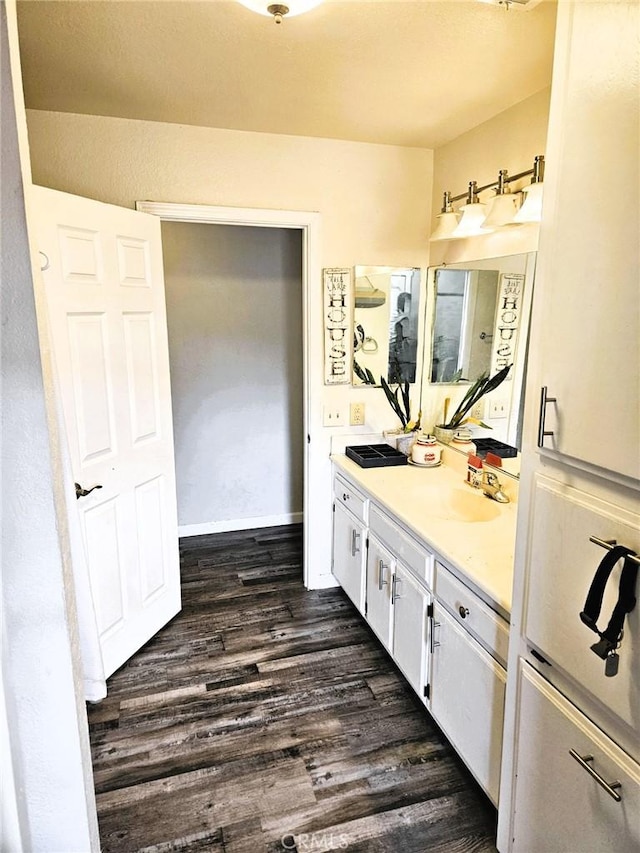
left=87, top=525, right=497, bottom=853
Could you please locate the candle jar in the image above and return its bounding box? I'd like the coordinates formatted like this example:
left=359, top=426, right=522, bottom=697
left=411, top=435, right=442, bottom=465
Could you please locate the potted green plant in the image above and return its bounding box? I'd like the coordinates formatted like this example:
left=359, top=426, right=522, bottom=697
left=380, top=377, right=421, bottom=453
left=434, top=364, right=512, bottom=444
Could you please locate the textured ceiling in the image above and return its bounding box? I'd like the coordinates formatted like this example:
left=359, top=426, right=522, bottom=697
left=17, top=0, right=557, bottom=149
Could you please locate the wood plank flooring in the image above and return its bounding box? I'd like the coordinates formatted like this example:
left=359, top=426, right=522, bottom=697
left=87, top=525, right=497, bottom=853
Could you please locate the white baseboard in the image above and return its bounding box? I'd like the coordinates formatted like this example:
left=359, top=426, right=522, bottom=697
left=178, top=512, right=303, bottom=539
left=307, top=573, right=340, bottom=591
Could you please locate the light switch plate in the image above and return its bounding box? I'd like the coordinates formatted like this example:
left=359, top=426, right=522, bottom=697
left=323, top=406, right=345, bottom=427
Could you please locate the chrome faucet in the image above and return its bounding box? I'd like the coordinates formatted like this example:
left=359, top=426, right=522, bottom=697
left=480, top=469, right=510, bottom=503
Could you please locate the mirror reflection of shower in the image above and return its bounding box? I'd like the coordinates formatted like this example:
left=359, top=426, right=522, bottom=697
left=352, top=266, right=421, bottom=387
left=430, top=268, right=499, bottom=384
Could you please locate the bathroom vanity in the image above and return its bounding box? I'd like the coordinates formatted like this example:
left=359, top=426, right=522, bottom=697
left=331, top=450, right=516, bottom=806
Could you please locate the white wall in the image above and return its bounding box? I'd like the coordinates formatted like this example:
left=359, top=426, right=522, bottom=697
left=1, top=3, right=99, bottom=849
left=161, top=221, right=303, bottom=532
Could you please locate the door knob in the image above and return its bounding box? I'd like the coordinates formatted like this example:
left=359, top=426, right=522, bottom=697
left=75, top=482, right=102, bottom=500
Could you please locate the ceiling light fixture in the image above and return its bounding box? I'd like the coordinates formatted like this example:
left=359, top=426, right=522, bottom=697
left=429, top=154, right=545, bottom=241
left=237, top=0, right=323, bottom=24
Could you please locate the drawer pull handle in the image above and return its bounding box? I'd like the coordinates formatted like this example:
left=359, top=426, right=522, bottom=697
left=343, top=493, right=349, bottom=501
left=351, top=529, right=361, bottom=557
left=391, top=575, right=403, bottom=605
left=589, top=536, right=640, bottom=567
left=569, top=750, right=622, bottom=802
left=378, top=559, right=388, bottom=590
left=537, top=385, right=557, bottom=447
left=458, top=605, right=469, bottom=619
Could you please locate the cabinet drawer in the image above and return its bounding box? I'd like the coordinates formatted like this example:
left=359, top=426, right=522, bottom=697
left=511, top=663, right=640, bottom=852
left=436, top=563, right=509, bottom=666
left=333, top=475, right=367, bottom=522
left=369, top=504, right=432, bottom=589
left=525, top=476, right=640, bottom=733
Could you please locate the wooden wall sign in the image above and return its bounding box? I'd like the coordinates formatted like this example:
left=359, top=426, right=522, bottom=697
left=323, top=267, right=352, bottom=385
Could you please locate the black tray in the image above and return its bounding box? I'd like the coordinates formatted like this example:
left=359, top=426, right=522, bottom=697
left=473, top=438, right=519, bottom=459
left=345, top=444, right=408, bottom=468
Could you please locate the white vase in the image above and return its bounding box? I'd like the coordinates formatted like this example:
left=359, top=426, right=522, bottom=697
left=433, top=425, right=455, bottom=445
left=396, top=432, right=418, bottom=456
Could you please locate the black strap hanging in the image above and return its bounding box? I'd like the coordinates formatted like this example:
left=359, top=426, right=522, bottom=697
left=580, top=544, right=638, bottom=662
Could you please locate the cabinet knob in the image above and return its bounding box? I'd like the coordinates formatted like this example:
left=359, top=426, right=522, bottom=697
left=459, top=605, right=469, bottom=619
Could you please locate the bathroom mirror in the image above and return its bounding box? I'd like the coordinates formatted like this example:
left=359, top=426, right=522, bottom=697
left=352, top=266, right=422, bottom=387
left=423, top=252, right=537, bottom=475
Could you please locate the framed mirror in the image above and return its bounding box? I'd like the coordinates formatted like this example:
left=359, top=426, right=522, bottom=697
left=423, top=252, right=536, bottom=475
left=352, top=266, right=422, bottom=387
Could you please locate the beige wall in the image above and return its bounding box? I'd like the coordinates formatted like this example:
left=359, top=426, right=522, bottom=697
left=25, top=111, right=433, bottom=270
left=420, top=89, right=551, bottom=436
left=161, top=221, right=304, bottom=531
left=25, top=109, right=434, bottom=437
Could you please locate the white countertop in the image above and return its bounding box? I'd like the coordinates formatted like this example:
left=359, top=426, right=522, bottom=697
left=332, top=453, right=517, bottom=615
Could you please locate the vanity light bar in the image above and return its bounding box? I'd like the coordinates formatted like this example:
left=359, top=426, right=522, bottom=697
left=431, top=155, right=545, bottom=240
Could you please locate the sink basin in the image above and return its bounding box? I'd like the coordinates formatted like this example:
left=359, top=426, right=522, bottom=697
left=444, top=488, right=502, bottom=523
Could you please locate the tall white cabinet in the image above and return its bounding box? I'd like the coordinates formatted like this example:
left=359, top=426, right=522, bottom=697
left=499, top=3, right=640, bottom=851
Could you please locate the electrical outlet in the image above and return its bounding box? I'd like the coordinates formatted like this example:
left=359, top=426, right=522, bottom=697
left=470, top=400, right=485, bottom=421
left=350, top=402, right=365, bottom=426
left=488, top=400, right=508, bottom=419
left=323, top=406, right=345, bottom=427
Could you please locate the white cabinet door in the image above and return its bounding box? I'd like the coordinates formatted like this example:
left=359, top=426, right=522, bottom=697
left=366, top=533, right=393, bottom=651
left=35, top=186, right=181, bottom=678
left=512, top=664, right=640, bottom=853
left=332, top=500, right=366, bottom=613
left=431, top=605, right=506, bottom=805
left=392, top=563, right=428, bottom=696
left=532, top=1, right=639, bottom=479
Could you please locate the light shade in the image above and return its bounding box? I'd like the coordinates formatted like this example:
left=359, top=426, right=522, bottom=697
left=237, top=0, right=323, bottom=18
left=430, top=211, right=460, bottom=241
left=513, top=182, right=544, bottom=223
left=452, top=203, right=494, bottom=238
left=483, top=192, right=522, bottom=228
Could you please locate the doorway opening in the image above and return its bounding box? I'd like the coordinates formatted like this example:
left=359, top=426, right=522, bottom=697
left=161, top=220, right=304, bottom=538
left=136, top=202, right=323, bottom=589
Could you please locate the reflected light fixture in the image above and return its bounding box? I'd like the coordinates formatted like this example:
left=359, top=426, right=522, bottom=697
left=513, top=155, right=545, bottom=223
left=236, top=0, right=323, bottom=23
left=430, top=191, right=460, bottom=241
left=452, top=181, right=494, bottom=238
left=483, top=169, right=522, bottom=228
left=429, top=154, right=545, bottom=241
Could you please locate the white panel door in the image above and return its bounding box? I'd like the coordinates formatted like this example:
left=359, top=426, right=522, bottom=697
left=392, top=563, right=428, bottom=696
left=366, top=534, right=393, bottom=651
left=431, top=604, right=506, bottom=805
left=34, top=186, right=181, bottom=678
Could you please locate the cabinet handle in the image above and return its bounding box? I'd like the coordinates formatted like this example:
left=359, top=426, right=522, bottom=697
left=569, top=750, right=622, bottom=802
left=378, top=559, right=388, bottom=590
left=351, top=529, right=361, bottom=557
left=432, top=620, right=441, bottom=649
left=391, top=575, right=403, bottom=605
left=458, top=605, right=469, bottom=619
left=537, top=385, right=557, bottom=447
left=343, top=493, right=349, bottom=501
